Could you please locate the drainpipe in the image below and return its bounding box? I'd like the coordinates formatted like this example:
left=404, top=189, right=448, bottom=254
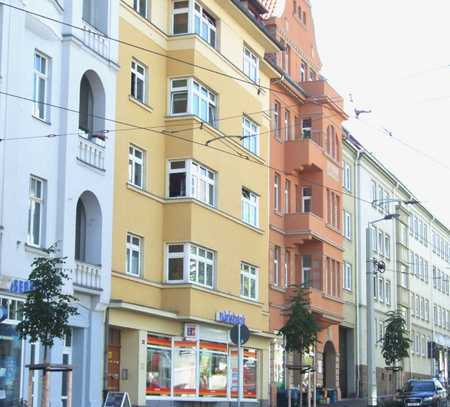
left=355, top=148, right=363, bottom=398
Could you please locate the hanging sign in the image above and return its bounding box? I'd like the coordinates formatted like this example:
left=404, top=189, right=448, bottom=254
left=9, top=279, right=33, bottom=294
left=103, top=392, right=131, bottom=407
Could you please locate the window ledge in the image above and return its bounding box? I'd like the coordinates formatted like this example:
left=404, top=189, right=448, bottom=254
left=24, top=243, right=49, bottom=257
left=129, top=95, right=154, bottom=113
left=270, top=284, right=287, bottom=293
left=32, top=114, right=51, bottom=126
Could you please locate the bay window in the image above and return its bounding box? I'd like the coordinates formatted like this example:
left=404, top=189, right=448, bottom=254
left=166, top=243, right=214, bottom=288
left=146, top=335, right=258, bottom=400
left=241, top=188, right=258, bottom=227
left=170, top=78, right=217, bottom=127
left=168, top=160, right=216, bottom=207
left=172, top=1, right=217, bottom=48
left=133, top=0, right=148, bottom=18
left=302, top=118, right=312, bottom=139
left=242, top=116, right=259, bottom=155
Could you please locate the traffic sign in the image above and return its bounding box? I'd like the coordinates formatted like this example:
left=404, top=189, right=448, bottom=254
left=230, top=323, right=250, bottom=345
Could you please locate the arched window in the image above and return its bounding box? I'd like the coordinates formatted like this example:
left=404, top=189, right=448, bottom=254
left=79, top=75, right=94, bottom=134
left=75, top=199, right=87, bottom=262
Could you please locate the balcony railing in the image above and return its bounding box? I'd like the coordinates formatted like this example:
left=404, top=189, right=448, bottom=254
left=74, top=261, right=102, bottom=291
left=77, top=134, right=105, bottom=170
left=82, top=22, right=110, bottom=60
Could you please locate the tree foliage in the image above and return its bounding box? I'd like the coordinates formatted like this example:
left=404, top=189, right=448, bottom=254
left=381, top=310, right=411, bottom=367
left=279, top=287, right=320, bottom=355
left=16, top=248, right=78, bottom=352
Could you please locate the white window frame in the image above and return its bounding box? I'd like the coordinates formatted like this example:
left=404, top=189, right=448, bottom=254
left=378, top=276, right=385, bottom=303
left=284, top=250, right=290, bottom=288
left=166, top=242, right=215, bottom=288
left=385, top=234, right=391, bottom=259
left=126, top=233, right=142, bottom=277
left=28, top=176, right=45, bottom=247
left=133, top=0, right=148, bottom=18
left=302, top=186, right=312, bottom=213
left=240, top=262, right=258, bottom=301
left=344, top=262, right=352, bottom=291
left=128, top=144, right=145, bottom=188
left=131, top=59, right=147, bottom=103
left=169, top=78, right=217, bottom=127
left=284, top=110, right=290, bottom=141
left=273, top=246, right=280, bottom=286
left=167, top=160, right=216, bottom=207
left=344, top=211, right=352, bottom=240
left=385, top=280, right=391, bottom=306
left=302, top=255, right=312, bottom=287
left=343, top=161, right=351, bottom=192
left=33, top=51, right=49, bottom=121
left=193, top=1, right=216, bottom=47
left=302, top=118, right=312, bottom=139
left=284, top=180, right=290, bottom=215
left=241, top=187, right=259, bottom=227
left=243, top=46, right=259, bottom=82
left=274, top=174, right=280, bottom=212
left=61, top=330, right=73, bottom=407
left=242, top=116, right=259, bottom=155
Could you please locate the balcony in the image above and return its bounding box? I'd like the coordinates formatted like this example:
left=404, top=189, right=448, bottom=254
left=284, top=136, right=325, bottom=174
left=77, top=134, right=105, bottom=171
left=301, top=80, right=345, bottom=111
left=82, top=22, right=110, bottom=60
left=74, top=261, right=102, bottom=291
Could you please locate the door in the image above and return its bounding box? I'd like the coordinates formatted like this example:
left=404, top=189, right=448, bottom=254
left=107, top=328, right=121, bottom=391
left=30, top=343, right=39, bottom=407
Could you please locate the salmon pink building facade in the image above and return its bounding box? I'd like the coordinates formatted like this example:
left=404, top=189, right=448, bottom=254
left=261, top=0, right=348, bottom=402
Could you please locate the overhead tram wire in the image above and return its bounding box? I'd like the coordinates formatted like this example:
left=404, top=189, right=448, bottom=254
left=0, top=89, right=375, bottom=206
left=0, top=2, right=350, bottom=104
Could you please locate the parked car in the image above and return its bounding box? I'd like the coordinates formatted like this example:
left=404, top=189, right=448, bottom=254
left=393, top=379, right=447, bottom=407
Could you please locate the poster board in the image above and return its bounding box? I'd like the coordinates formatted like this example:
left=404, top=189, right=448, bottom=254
left=103, top=392, right=131, bottom=407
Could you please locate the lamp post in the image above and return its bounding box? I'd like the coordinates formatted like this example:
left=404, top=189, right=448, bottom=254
left=366, top=213, right=400, bottom=407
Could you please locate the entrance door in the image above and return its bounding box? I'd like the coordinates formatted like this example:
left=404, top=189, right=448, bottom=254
left=30, top=343, right=40, bottom=407
left=107, top=328, right=121, bottom=391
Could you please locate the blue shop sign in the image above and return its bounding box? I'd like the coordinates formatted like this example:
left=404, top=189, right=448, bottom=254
left=9, top=279, right=33, bottom=294
left=215, top=310, right=245, bottom=325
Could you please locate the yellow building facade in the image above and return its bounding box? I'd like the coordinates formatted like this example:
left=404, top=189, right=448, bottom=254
left=108, top=1, right=281, bottom=405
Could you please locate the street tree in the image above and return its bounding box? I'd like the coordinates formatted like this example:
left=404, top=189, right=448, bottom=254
left=280, top=287, right=320, bottom=406
left=382, top=310, right=411, bottom=389
left=16, top=247, right=78, bottom=407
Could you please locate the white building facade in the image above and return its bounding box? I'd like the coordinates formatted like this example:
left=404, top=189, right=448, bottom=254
left=345, top=132, right=450, bottom=397
left=0, top=1, right=118, bottom=405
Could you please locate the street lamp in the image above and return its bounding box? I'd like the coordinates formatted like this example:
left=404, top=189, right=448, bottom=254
left=366, top=213, right=400, bottom=407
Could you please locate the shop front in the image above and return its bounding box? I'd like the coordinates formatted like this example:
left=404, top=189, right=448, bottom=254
left=108, top=306, right=271, bottom=406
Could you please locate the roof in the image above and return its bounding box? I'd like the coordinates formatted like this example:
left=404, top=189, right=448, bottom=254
left=260, top=0, right=286, bottom=18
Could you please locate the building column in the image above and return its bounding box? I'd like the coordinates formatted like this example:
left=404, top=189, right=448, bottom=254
left=119, top=329, right=147, bottom=407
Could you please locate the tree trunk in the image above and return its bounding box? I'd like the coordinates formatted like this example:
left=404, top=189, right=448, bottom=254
left=41, top=346, right=49, bottom=407
left=299, top=351, right=303, bottom=407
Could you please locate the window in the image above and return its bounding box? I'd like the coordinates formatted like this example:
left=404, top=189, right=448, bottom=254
left=415, top=294, right=420, bottom=317
left=309, top=69, right=316, bottom=81
left=378, top=230, right=384, bottom=256
left=302, top=255, right=312, bottom=288
left=284, top=110, right=290, bottom=141
left=370, top=180, right=377, bottom=206
left=420, top=297, right=425, bottom=320
left=344, top=211, right=352, bottom=240
left=377, top=185, right=384, bottom=211
left=344, top=262, right=352, bottom=291
left=242, top=116, right=259, bottom=155
left=378, top=277, right=385, bottom=303
left=284, top=251, right=290, bottom=288
left=425, top=299, right=430, bottom=321
left=61, top=330, right=72, bottom=407
left=300, top=61, right=307, bottom=82
left=302, top=118, right=312, bottom=139
left=170, top=78, right=217, bottom=127
left=167, top=243, right=214, bottom=288
left=274, top=174, right=280, bottom=212
left=147, top=336, right=172, bottom=396
left=302, top=187, right=312, bottom=213
left=241, top=262, right=258, bottom=300
left=126, top=233, right=142, bottom=276
left=385, top=280, right=391, bottom=306
left=33, top=52, right=49, bottom=120
left=241, top=188, right=258, bottom=227
left=133, top=0, right=147, bottom=18
left=243, top=47, right=259, bottom=82
left=284, top=180, right=290, bottom=214
left=82, top=0, right=108, bottom=32
left=370, top=226, right=377, bottom=253
left=28, top=176, right=45, bottom=247
left=411, top=293, right=415, bottom=317
left=273, top=246, right=280, bottom=286
left=131, top=59, right=147, bottom=103
left=385, top=234, right=391, bottom=258
left=194, top=2, right=216, bottom=47
left=168, top=160, right=216, bottom=206
left=273, top=102, right=281, bottom=139
left=173, top=0, right=189, bottom=34
left=343, top=162, right=351, bottom=191
left=128, top=145, right=144, bottom=188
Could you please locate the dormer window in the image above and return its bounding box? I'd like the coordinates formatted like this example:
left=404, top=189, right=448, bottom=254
left=172, top=0, right=217, bottom=48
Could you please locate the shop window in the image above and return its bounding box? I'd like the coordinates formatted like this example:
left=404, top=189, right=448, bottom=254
left=0, top=324, right=22, bottom=405
left=173, top=340, right=196, bottom=396
left=147, top=336, right=172, bottom=396
left=199, top=342, right=228, bottom=397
